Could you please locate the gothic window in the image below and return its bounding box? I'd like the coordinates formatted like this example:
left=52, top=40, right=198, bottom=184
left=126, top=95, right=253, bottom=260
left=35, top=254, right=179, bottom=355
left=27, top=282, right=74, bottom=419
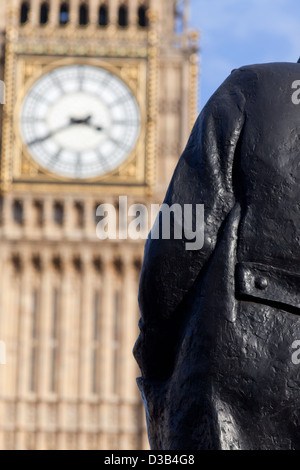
left=98, top=4, right=108, bottom=26
left=40, top=2, right=49, bottom=24
left=53, top=202, right=64, bottom=225
left=50, top=289, right=59, bottom=393
left=32, top=254, right=42, bottom=272
left=29, top=290, right=39, bottom=392
left=112, top=291, right=120, bottom=394
left=91, top=291, right=100, bottom=394
left=73, top=256, right=82, bottom=273
left=59, top=2, right=69, bottom=25
left=79, top=3, right=89, bottom=25
left=94, top=202, right=103, bottom=223
left=138, top=5, right=148, bottom=27
left=20, top=2, right=30, bottom=24
left=133, top=257, right=142, bottom=274
left=13, top=200, right=23, bottom=225
left=52, top=255, right=63, bottom=273
left=33, top=200, right=43, bottom=227
left=74, top=201, right=84, bottom=228
left=93, top=257, right=102, bottom=273
left=118, top=4, right=128, bottom=27
left=11, top=254, right=22, bottom=274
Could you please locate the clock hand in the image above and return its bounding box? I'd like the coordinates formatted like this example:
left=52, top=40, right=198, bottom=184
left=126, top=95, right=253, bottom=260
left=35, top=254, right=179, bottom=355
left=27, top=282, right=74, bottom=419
left=27, top=117, right=103, bottom=146
left=69, top=115, right=102, bottom=131
left=77, top=121, right=103, bottom=131
left=27, top=122, right=72, bottom=146
left=72, top=116, right=103, bottom=131
left=90, top=123, right=103, bottom=131
left=70, top=115, right=92, bottom=125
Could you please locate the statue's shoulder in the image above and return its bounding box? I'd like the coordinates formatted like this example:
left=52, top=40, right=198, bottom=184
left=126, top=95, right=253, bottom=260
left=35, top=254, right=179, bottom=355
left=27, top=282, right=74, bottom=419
left=231, top=62, right=300, bottom=77
left=203, top=62, right=300, bottom=115
left=221, top=62, right=300, bottom=97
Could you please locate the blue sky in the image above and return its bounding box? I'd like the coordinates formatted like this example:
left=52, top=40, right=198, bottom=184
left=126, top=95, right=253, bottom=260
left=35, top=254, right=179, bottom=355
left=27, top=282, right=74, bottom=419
left=189, top=0, right=300, bottom=110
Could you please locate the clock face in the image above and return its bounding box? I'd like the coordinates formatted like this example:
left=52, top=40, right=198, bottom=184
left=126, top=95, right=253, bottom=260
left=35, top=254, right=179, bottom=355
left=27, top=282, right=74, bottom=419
left=19, top=64, right=141, bottom=179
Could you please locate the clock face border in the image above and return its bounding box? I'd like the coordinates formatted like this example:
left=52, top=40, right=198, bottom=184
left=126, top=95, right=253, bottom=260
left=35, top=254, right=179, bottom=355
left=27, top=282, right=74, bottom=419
left=11, top=56, right=149, bottom=189
left=19, top=64, right=142, bottom=180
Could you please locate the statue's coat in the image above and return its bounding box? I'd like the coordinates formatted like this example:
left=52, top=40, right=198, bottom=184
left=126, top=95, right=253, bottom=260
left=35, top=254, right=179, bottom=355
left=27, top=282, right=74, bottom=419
left=134, top=63, right=300, bottom=450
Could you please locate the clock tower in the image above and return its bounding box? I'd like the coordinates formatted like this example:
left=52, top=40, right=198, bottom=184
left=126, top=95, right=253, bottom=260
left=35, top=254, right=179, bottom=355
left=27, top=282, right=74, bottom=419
left=0, top=0, right=198, bottom=450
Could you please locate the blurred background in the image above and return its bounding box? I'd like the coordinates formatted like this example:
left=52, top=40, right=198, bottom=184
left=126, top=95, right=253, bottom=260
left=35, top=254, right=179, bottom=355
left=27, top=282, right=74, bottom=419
left=0, top=0, right=198, bottom=450
left=191, top=0, right=300, bottom=108
left=0, top=0, right=299, bottom=451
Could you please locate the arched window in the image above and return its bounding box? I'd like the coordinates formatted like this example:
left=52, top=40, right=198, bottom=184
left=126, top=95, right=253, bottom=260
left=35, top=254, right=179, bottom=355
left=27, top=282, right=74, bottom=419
left=59, top=2, right=69, bottom=25
left=29, top=289, right=39, bottom=393
left=98, top=4, right=108, bottom=26
left=79, top=3, right=89, bottom=26
left=13, top=200, right=23, bottom=225
left=53, top=202, right=64, bottom=225
left=74, top=201, right=84, bottom=228
left=50, top=288, right=60, bottom=393
left=118, top=4, right=128, bottom=27
left=91, top=291, right=100, bottom=394
left=33, top=200, right=43, bottom=227
left=40, top=2, right=49, bottom=24
left=112, top=290, right=120, bottom=393
left=20, top=1, right=30, bottom=24
left=138, top=5, right=148, bottom=27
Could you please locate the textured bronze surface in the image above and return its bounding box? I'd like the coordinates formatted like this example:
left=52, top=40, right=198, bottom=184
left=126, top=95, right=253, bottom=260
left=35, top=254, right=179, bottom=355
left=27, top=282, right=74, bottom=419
left=134, top=62, right=300, bottom=450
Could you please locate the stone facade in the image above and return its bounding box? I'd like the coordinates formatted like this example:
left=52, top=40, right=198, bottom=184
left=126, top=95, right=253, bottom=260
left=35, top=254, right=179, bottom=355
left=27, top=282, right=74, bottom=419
left=0, top=0, right=198, bottom=450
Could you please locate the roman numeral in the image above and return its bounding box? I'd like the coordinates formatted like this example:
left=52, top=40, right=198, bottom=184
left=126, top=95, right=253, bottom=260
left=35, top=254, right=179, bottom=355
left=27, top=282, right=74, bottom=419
left=110, top=94, right=131, bottom=107
left=97, top=150, right=109, bottom=167
left=47, top=149, right=62, bottom=167
left=49, top=72, right=65, bottom=93
left=77, top=66, right=85, bottom=91
left=21, top=117, right=46, bottom=124
left=99, top=72, right=112, bottom=88
left=112, top=119, right=139, bottom=127
left=29, top=91, right=51, bottom=104
left=75, top=153, right=83, bottom=176
left=109, top=137, right=132, bottom=153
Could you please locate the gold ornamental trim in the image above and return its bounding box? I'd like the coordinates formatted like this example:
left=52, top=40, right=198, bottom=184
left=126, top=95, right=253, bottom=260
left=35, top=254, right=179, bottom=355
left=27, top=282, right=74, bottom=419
left=13, top=56, right=147, bottom=184
left=1, top=54, right=156, bottom=196
left=11, top=42, right=149, bottom=59
left=0, top=6, right=161, bottom=197
left=0, top=6, right=160, bottom=197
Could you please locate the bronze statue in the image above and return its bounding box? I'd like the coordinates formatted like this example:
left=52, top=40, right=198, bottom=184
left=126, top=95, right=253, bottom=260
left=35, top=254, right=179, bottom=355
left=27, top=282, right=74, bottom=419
left=134, top=62, right=300, bottom=450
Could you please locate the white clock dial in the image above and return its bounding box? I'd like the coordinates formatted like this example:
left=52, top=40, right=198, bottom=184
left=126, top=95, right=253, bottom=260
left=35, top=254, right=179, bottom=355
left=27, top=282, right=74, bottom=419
left=19, top=64, right=141, bottom=179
